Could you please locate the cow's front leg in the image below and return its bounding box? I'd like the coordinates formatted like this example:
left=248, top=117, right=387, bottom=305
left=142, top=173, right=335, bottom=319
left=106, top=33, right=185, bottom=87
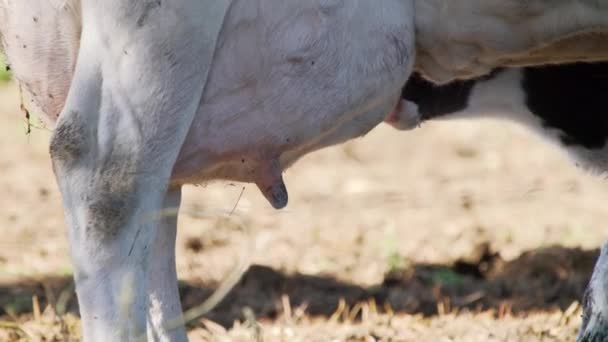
left=49, top=1, right=227, bottom=340
left=51, top=104, right=186, bottom=341
left=578, top=242, right=608, bottom=342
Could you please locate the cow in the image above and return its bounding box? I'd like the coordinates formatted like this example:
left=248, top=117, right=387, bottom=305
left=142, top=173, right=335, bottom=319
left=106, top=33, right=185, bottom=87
left=1, top=0, right=416, bottom=340
left=2, top=0, right=608, bottom=341
left=392, top=63, right=608, bottom=341
left=413, top=0, right=608, bottom=84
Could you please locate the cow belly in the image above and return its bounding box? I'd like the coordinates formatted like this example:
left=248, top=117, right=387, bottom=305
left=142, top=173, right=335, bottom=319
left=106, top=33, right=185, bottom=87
left=173, top=0, right=415, bottom=184
left=1, top=0, right=415, bottom=188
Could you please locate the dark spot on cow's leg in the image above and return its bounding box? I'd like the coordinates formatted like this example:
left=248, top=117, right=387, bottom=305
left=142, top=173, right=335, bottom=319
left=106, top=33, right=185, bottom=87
left=85, top=152, right=138, bottom=242
left=87, top=193, right=132, bottom=242
left=51, top=111, right=139, bottom=242
left=49, top=111, right=89, bottom=165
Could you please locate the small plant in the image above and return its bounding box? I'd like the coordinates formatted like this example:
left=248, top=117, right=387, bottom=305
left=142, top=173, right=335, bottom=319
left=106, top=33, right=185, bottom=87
left=432, top=269, right=466, bottom=286
left=387, top=250, right=408, bottom=273
left=2, top=294, right=32, bottom=316
left=381, top=229, right=411, bottom=275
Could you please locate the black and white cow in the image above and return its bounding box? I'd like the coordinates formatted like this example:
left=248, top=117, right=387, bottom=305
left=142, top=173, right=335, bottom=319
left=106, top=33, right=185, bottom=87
left=392, top=62, right=608, bottom=342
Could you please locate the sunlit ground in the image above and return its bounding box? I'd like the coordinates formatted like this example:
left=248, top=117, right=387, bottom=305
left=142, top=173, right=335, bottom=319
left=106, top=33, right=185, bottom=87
left=0, top=79, right=605, bottom=340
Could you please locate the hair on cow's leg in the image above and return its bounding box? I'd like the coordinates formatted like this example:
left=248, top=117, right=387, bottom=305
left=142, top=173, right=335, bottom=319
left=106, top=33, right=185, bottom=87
left=578, top=241, right=608, bottom=342
left=146, top=188, right=187, bottom=342
left=50, top=65, right=155, bottom=341
left=49, top=1, right=228, bottom=340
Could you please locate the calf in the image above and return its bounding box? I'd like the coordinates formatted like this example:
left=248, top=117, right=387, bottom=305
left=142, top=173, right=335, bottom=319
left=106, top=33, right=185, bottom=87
left=393, top=62, right=608, bottom=342
left=1, top=0, right=415, bottom=340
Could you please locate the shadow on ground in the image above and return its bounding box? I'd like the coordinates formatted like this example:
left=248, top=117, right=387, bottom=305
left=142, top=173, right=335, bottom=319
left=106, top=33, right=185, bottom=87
left=0, top=245, right=597, bottom=327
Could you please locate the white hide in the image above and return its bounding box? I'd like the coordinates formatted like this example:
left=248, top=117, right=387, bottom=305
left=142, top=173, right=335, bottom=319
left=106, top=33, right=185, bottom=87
left=414, top=0, right=608, bottom=83
left=0, top=0, right=415, bottom=341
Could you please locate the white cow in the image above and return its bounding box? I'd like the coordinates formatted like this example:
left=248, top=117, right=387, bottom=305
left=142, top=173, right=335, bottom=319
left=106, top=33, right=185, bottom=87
left=2, top=0, right=608, bottom=341
left=1, top=0, right=415, bottom=340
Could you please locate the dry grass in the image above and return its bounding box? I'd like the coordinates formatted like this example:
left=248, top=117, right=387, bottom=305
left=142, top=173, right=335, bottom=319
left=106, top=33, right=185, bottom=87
left=0, top=294, right=584, bottom=341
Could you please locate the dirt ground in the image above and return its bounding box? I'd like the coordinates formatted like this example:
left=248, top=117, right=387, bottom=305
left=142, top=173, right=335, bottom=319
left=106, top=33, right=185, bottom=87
left=0, top=79, right=607, bottom=341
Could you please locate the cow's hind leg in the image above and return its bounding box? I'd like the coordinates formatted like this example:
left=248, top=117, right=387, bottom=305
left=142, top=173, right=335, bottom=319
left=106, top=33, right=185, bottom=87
left=50, top=1, right=227, bottom=340
left=578, top=241, right=608, bottom=342
left=147, top=188, right=187, bottom=342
